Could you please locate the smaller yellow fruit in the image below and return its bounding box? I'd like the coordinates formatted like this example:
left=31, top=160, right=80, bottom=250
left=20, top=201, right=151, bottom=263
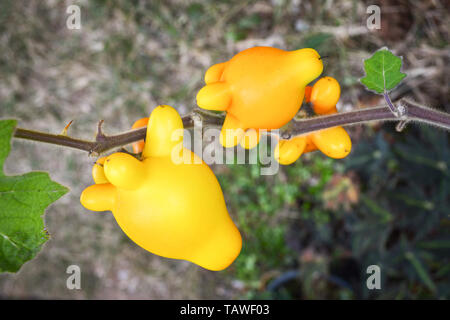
left=80, top=183, right=116, bottom=212
left=304, top=85, right=312, bottom=103
left=103, top=152, right=145, bottom=190
left=311, top=127, right=352, bottom=159
left=131, top=117, right=149, bottom=154
left=310, top=76, right=340, bottom=115
left=92, top=157, right=108, bottom=184
left=274, top=136, right=307, bottom=165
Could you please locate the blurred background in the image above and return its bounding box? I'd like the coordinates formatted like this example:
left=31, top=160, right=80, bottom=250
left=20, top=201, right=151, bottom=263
left=0, top=0, right=448, bottom=299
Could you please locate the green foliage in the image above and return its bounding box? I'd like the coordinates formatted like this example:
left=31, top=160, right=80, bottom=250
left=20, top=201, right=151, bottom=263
left=220, top=126, right=449, bottom=299
left=187, top=3, right=204, bottom=20
left=345, top=126, right=449, bottom=298
left=218, top=161, right=294, bottom=283
left=226, top=14, right=262, bottom=42
left=300, top=33, right=333, bottom=52
left=0, top=120, right=68, bottom=273
left=291, top=126, right=449, bottom=299
left=360, top=48, right=406, bottom=94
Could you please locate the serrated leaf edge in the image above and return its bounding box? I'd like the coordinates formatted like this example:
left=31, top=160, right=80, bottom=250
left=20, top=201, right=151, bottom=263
left=359, top=47, right=407, bottom=94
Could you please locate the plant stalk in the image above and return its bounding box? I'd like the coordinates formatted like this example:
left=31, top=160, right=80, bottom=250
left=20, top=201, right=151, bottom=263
left=12, top=99, right=450, bottom=155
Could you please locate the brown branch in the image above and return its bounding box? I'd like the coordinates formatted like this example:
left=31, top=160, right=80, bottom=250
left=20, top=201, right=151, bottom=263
left=282, top=99, right=450, bottom=138
left=12, top=99, right=450, bottom=155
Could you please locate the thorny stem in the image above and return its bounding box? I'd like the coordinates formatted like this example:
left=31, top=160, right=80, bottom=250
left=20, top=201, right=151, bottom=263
left=12, top=99, right=450, bottom=155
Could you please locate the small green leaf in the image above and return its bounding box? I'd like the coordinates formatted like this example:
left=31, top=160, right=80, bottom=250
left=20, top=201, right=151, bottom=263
left=360, top=48, right=407, bottom=94
left=0, top=119, right=68, bottom=273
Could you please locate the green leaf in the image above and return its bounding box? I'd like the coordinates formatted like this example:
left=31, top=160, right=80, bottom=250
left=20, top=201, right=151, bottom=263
left=405, top=251, right=437, bottom=293
left=0, top=120, right=16, bottom=174
left=301, top=33, right=333, bottom=52
left=0, top=120, right=68, bottom=273
left=360, top=48, right=407, bottom=94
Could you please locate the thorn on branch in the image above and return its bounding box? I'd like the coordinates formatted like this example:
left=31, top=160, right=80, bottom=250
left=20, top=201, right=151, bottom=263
left=396, top=120, right=409, bottom=132
left=60, top=120, right=73, bottom=136
left=96, top=120, right=107, bottom=142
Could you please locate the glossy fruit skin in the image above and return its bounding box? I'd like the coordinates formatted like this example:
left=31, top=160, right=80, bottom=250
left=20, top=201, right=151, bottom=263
left=131, top=117, right=149, bottom=154
left=80, top=105, right=242, bottom=271
left=274, top=136, right=307, bottom=165
left=310, top=127, right=351, bottom=159
left=197, top=47, right=323, bottom=147
left=92, top=156, right=108, bottom=184
left=310, top=76, right=341, bottom=115
left=275, top=76, right=351, bottom=164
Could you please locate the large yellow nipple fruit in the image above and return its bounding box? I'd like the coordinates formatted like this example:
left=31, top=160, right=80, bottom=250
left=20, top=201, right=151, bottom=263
left=80, top=105, right=242, bottom=271
left=196, top=46, right=324, bottom=148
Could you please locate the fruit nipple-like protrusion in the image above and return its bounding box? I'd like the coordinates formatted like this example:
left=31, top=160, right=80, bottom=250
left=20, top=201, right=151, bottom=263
left=142, top=105, right=184, bottom=158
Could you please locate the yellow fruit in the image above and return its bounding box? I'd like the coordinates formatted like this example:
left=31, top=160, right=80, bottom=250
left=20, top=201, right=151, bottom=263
left=310, top=76, right=341, bottom=115
left=80, top=183, right=116, bottom=212
left=131, top=117, right=149, bottom=154
left=197, top=47, right=323, bottom=147
left=80, top=105, right=242, bottom=271
left=274, top=137, right=307, bottom=165
left=92, top=156, right=108, bottom=184
left=310, top=127, right=352, bottom=159
left=103, top=152, right=145, bottom=190
left=304, top=85, right=312, bottom=103
left=303, top=135, right=318, bottom=154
